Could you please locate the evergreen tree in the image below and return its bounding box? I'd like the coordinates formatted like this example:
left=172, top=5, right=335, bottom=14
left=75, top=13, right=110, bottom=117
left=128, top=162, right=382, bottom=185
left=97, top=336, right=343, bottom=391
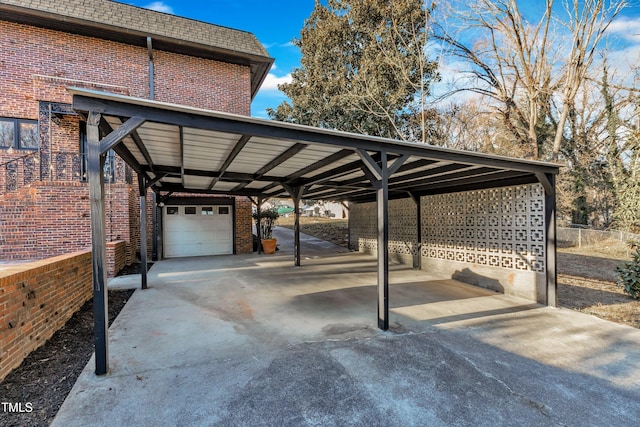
left=268, top=0, right=439, bottom=141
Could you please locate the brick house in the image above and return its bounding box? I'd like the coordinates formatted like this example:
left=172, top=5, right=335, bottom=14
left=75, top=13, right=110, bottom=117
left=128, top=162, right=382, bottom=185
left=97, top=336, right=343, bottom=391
left=0, top=0, right=273, bottom=273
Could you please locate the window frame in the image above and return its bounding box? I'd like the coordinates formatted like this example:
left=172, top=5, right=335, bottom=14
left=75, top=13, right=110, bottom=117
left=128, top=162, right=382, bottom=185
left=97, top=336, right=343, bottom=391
left=0, top=118, right=39, bottom=150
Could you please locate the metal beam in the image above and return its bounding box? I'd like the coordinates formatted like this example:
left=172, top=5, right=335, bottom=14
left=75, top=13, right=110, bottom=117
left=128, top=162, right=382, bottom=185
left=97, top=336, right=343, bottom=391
left=389, top=164, right=474, bottom=187
left=409, top=192, right=422, bottom=270
left=234, top=143, right=308, bottom=192
left=146, top=172, right=167, bottom=188
left=359, top=161, right=381, bottom=189
left=388, top=154, right=410, bottom=175
left=111, top=142, right=148, bottom=178
left=295, top=153, right=383, bottom=188
left=179, top=126, right=185, bottom=188
left=536, top=172, right=555, bottom=195
left=357, top=149, right=383, bottom=180
left=259, top=149, right=354, bottom=193
left=397, top=170, right=533, bottom=194
left=544, top=173, right=557, bottom=307
left=143, top=164, right=281, bottom=182
left=257, top=144, right=309, bottom=177
left=87, top=111, right=109, bottom=375
left=99, top=116, right=145, bottom=154
left=122, top=118, right=154, bottom=169
left=300, top=185, right=370, bottom=201
left=282, top=184, right=305, bottom=266
left=100, top=120, right=150, bottom=180
left=284, top=149, right=354, bottom=183
left=139, top=173, right=148, bottom=290
left=207, top=134, right=251, bottom=190
left=377, top=151, right=390, bottom=330
left=250, top=196, right=266, bottom=254
left=158, top=183, right=264, bottom=197
left=72, top=92, right=560, bottom=175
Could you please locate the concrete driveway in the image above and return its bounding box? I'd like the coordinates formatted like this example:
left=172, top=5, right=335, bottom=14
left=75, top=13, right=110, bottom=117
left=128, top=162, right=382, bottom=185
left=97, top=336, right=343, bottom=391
left=53, top=228, right=640, bottom=426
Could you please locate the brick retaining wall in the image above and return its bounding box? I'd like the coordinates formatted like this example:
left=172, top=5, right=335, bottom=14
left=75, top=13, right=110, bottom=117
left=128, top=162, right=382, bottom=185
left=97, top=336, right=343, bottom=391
left=0, top=250, right=93, bottom=381
left=106, top=240, right=127, bottom=277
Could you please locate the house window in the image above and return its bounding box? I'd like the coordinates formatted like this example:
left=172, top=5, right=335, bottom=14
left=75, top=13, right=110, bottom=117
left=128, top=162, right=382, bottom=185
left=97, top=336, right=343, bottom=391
left=185, top=207, right=197, bottom=215
left=218, top=206, right=230, bottom=215
left=202, top=207, right=214, bottom=215
left=0, top=118, right=38, bottom=150
left=167, top=206, right=179, bottom=215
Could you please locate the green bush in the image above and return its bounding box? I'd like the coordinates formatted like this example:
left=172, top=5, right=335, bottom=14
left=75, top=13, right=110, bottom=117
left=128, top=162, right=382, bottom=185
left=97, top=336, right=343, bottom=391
left=252, top=207, right=280, bottom=240
left=615, top=242, right=640, bottom=299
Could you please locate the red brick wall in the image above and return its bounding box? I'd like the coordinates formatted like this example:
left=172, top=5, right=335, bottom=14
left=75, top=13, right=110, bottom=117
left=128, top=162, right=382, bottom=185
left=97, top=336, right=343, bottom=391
left=0, top=181, right=132, bottom=268
left=0, top=19, right=254, bottom=263
left=235, top=197, right=253, bottom=254
left=106, top=240, right=127, bottom=277
left=0, top=21, right=251, bottom=117
left=0, top=250, right=93, bottom=381
left=154, top=50, right=251, bottom=115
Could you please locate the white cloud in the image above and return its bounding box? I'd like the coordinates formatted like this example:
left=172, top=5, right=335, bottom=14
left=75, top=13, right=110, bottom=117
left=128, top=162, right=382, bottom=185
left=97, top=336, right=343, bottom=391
left=143, top=1, right=174, bottom=14
left=260, top=73, right=292, bottom=91
left=608, top=16, right=640, bottom=43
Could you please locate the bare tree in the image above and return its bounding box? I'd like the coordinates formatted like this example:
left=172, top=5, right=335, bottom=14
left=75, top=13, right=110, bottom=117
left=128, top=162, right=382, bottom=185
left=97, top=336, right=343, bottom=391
left=551, top=0, right=627, bottom=159
left=270, top=0, right=439, bottom=142
left=432, top=0, right=557, bottom=158
left=433, top=0, right=627, bottom=160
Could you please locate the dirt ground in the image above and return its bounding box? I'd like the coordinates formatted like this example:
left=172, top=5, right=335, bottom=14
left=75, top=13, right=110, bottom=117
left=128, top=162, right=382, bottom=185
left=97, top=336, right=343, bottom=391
left=0, top=288, right=133, bottom=427
left=278, top=216, right=350, bottom=247
left=1, top=220, right=638, bottom=426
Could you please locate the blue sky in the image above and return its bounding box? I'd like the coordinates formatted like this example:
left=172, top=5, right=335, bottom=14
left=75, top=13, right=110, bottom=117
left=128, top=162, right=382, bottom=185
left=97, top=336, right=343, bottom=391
left=125, top=0, right=315, bottom=118
left=126, top=1, right=640, bottom=117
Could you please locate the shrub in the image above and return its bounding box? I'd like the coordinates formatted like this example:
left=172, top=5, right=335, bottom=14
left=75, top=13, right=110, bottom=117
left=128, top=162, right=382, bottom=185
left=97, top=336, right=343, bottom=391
left=252, top=207, right=280, bottom=240
left=615, top=242, right=640, bottom=299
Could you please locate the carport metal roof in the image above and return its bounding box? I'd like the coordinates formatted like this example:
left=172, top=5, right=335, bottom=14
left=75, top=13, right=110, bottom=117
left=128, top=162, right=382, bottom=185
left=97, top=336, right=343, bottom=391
left=70, top=88, right=560, bottom=376
left=70, top=88, right=559, bottom=203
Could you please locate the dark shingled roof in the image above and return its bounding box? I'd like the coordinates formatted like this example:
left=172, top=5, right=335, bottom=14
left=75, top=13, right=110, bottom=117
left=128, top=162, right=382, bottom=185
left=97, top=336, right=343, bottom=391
left=0, top=0, right=274, bottom=98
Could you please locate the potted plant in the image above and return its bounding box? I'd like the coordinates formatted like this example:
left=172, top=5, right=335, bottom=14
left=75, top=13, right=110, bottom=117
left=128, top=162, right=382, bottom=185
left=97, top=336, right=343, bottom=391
left=253, top=207, right=280, bottom=254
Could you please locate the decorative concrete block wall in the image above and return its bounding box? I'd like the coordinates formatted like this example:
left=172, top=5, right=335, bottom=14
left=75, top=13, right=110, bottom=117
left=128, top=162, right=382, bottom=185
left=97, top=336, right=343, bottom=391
left=349, top=198, right=419, bottom=265
left=421, top=184, right=546, bottom=302
left=349, top=183, right=547, bottom=302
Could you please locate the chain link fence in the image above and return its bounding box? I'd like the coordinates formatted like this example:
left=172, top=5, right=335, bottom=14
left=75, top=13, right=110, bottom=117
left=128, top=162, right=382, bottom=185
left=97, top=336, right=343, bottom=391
left=558, top=227, right=640, bottom=248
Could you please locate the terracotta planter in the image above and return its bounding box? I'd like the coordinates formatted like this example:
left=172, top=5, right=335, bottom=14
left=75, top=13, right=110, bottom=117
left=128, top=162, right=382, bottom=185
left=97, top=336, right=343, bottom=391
left=261, top=238, right=277, bottom=254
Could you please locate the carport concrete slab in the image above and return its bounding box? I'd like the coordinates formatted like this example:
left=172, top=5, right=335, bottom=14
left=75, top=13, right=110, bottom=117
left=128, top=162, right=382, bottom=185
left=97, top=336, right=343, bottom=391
left=54, top=228, right=640, bottom=426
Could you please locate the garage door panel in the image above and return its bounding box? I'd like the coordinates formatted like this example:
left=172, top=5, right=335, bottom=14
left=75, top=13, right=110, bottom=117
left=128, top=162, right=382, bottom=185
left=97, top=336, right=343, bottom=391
left=164, top=205, right=233, bottom=257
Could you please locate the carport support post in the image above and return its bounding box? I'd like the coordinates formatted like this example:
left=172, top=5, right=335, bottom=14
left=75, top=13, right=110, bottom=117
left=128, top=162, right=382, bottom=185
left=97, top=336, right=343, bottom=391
left=376, top=152, right=390, bottom=330
left=409, top=192, right=422, bottom=270
left=358, top=149, right=408, bottom=330
left=251, top=196, right=264, bottom=254
left=282, top=184, right=304, bottom=266
left=139, top=174, right=148, bottom=290
left=87, top=111, right=109, bottom=375
left=543, top=173, right=557, bottom=307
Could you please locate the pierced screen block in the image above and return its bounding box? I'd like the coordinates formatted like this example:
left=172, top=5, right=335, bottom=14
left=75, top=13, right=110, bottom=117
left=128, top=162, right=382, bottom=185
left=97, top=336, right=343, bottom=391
left=349, top=184, right=546, bottom=274
left=421, top=184, right=546, bottom=273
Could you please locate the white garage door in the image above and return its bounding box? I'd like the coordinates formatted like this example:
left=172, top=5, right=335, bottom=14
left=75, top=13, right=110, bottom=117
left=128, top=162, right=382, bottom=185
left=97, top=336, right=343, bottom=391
left=164, top=205, right=233, bottom=258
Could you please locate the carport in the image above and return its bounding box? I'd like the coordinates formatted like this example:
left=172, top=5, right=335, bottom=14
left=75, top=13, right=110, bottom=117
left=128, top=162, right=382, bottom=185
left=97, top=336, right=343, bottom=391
left=70, top=87, right=560, bottom=376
